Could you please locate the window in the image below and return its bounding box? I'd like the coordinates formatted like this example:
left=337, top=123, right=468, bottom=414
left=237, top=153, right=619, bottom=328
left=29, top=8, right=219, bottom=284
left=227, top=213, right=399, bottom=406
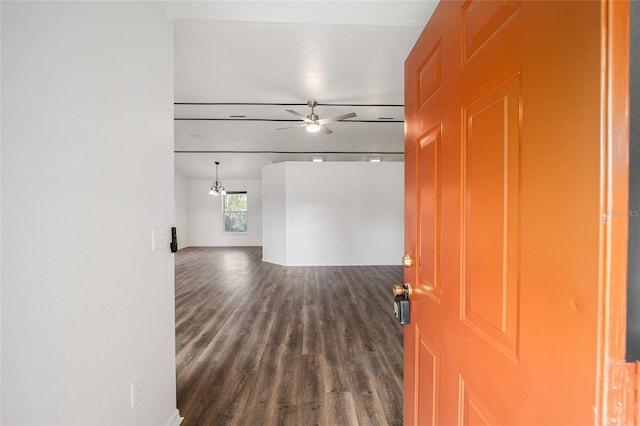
left=223, top=191, right=248, bottom=233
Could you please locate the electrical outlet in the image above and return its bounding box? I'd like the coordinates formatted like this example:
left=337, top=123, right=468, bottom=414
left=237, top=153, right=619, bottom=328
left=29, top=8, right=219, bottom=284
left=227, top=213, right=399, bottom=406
left=130, top=378, right=142, bottom=408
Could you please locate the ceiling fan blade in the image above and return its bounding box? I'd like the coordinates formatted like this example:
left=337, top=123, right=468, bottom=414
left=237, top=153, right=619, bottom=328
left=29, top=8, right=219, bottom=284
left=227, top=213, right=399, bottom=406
left=320, top=125, right=333, bottom=135
left=276, top=123, right=307, bottom=130
left=285, top=109, right=313, bottom=123
left=317, top=112, right=357, bottom=125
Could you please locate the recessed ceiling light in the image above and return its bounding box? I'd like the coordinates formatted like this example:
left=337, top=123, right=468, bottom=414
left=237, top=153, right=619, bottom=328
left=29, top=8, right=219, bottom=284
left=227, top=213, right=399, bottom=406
left=369, top=158, right=382, bottom=163
left=312, top=157, right=323, bottom=163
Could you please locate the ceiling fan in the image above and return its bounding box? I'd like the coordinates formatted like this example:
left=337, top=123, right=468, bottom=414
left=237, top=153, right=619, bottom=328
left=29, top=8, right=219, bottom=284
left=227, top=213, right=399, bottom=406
left=277, top=101, right=356, bottom=134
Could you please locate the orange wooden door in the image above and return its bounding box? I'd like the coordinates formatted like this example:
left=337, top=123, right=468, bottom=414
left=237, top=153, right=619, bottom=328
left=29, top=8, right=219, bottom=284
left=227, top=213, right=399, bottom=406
left=403, top=1, right=630, bottom=425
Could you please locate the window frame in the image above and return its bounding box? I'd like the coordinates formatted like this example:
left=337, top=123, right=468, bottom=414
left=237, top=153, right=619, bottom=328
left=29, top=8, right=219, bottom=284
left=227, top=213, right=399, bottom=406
left=222, top=191, right=248, bottom=234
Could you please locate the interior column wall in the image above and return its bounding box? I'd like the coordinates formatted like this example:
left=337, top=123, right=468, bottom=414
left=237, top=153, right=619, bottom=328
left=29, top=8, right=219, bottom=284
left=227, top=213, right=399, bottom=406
left=262, top=161, right=404, bottom=266
left=262, top=163, right=287, bottom=264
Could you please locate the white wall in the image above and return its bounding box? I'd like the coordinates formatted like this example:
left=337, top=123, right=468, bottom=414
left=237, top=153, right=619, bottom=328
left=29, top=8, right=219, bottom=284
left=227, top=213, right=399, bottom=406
left=1, top=2, right=178, bottom=425
left=0, top=3, right=3, bottom=420
left=263, top=162, right=404, bottom=266
left=189, top=179, right=263, bottom=246
left=262, top=163, right=287, bottom=264
left=174, top=171, right=190, bottom=249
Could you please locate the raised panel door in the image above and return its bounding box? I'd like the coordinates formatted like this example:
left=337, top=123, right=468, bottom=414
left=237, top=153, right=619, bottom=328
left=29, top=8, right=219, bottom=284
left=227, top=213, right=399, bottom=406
left=403, top=1, right=630, bottom=424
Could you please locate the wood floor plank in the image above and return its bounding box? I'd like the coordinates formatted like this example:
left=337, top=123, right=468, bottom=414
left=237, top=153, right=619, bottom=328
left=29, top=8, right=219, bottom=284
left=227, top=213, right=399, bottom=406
left=175, top=246, right=403, bottom=425
left=322, top=392, right=360, bottom=426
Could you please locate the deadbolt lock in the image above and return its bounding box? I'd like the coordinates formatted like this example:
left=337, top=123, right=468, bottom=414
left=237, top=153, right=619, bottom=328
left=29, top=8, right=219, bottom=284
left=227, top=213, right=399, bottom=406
left=393, top=283, right=412, bottom=325
left=402, top=254, right=413, bottom=268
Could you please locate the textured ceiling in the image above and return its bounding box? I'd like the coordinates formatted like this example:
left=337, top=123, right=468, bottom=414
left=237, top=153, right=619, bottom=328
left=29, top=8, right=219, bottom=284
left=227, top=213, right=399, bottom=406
left=162, top=1, right=439, bottom=180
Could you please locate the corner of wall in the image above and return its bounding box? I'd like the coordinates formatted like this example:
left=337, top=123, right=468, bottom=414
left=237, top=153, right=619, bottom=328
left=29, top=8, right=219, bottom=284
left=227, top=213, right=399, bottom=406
left=0, top=2, right=3, bottom=421
left=164, top=408, right=183, bottom=426
left=174, top=170, right=190, bottom=249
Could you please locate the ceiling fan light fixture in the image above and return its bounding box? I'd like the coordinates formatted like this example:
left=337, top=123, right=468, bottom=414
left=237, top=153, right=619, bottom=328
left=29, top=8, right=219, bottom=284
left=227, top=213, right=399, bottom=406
left=277, top=101, right=356, bottom=135
left=306, top=122, right=321, bottom=133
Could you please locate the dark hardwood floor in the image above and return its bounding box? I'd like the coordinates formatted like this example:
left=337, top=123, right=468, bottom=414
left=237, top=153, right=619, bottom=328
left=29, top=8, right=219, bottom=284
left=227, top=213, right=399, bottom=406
left=175, top=246, right=404, bottom=425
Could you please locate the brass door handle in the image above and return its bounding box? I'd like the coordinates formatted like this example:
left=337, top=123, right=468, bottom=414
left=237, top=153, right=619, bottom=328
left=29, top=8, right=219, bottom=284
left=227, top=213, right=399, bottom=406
left=393, top=283, right=412, bottom=297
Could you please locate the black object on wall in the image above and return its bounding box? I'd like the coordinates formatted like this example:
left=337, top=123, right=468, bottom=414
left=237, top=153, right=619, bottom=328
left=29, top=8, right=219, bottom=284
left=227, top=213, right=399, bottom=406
left=627, top=0, right=640, bottom=362
left=170, top=227, right=178, bottom=253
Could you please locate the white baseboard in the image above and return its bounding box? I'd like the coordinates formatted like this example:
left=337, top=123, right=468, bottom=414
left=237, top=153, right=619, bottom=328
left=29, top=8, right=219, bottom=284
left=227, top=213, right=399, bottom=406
left=164, top=408, right=183, bottom=426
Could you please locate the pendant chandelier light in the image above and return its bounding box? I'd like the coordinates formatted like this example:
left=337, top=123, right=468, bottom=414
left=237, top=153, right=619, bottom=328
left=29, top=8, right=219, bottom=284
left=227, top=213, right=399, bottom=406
left=208, top=161, right=226, bottom=196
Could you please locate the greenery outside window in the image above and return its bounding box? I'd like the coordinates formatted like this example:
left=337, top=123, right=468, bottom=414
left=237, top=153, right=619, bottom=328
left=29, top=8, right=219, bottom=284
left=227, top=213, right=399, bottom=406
left=223, top=191, right=248, bottom=233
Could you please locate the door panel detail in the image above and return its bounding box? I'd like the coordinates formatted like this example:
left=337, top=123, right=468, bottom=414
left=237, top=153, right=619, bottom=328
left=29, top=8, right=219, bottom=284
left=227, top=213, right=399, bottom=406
left=418, top=125, right=443, bottom=301
left=461, top=71, right=521, bottom=360
left=461, top=0, right=521, bottom=62
left=458, top=376, right=502, bottom=426
left=416, top=326, right=440, bottom=426
left=405, top=1, right=629, bottom=424
left=417, top=39, right=442, bottom=109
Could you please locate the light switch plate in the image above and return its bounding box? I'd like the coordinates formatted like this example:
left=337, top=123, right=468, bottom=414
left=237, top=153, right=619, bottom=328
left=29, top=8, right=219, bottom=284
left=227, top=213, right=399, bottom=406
left=152, top=228, right=168, bottom=251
